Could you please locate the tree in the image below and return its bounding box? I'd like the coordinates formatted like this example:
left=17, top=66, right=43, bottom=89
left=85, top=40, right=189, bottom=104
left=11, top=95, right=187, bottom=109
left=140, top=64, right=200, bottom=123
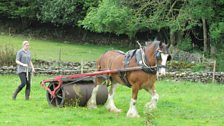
left=37, top=0, right=99, bottom=26
left=0, top=0, right=40, bottom=19
left=80, top=0, right=148, bottom=38
left=209, top=0, right=224, bottom=43
left=122, top=0, right=218, bottom=53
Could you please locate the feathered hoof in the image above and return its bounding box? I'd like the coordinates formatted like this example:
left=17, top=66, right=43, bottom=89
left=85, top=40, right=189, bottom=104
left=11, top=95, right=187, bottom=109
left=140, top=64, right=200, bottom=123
left=126, top=112, right=140, bottom=118
left=87, top=102, right=97, bottom=109
left=108, top=108, right=122, bottom=113
left=145, top=102, right=156, bottom=111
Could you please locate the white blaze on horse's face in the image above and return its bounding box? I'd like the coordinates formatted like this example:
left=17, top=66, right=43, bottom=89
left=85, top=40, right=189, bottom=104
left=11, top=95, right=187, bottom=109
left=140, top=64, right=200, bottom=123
left=158, top=53, right=169, bottom=75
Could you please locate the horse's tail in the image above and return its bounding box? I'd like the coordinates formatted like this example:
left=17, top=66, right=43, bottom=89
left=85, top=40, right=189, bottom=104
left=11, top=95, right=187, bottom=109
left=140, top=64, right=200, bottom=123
left=96, top=50, right=124, bottom=71
left=96, top=57, right=101, bottom=71
left=96, top=51, right=109, bottom=71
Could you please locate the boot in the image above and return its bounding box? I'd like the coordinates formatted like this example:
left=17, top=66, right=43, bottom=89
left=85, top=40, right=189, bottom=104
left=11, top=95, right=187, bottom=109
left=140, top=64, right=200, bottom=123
left=25, top=88, right=30, bottom=100
left=12, top=88, right=21, bottom=100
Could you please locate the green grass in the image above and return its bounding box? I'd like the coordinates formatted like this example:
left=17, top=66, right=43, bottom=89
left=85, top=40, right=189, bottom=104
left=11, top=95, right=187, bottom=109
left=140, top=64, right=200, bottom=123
left=0, top=34, right=127, bottom=62
left=0, top=34, right=224, bottom=126
left=0, top=75, right=224, bottom=126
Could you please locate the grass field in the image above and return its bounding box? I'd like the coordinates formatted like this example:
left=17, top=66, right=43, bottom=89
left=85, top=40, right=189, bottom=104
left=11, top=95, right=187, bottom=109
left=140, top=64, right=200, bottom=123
left=0, top=34, right=224, bottom=126
left=0, top=75, right=224, bottom=126
left=0, top=34, right=127, bottom=62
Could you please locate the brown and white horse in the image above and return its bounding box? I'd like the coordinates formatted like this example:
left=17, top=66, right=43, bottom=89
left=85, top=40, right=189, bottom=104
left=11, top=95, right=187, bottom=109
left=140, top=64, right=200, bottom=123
left=87, top=40, right=171, bottom=117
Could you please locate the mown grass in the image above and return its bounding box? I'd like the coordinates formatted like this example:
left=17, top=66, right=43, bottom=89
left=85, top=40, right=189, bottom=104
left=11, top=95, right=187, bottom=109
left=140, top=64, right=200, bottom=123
left=0, top=75, right=223, bottom=126
left=0, top=34, right=224, bottom=126
left=0, top=34, right=128, bottom=62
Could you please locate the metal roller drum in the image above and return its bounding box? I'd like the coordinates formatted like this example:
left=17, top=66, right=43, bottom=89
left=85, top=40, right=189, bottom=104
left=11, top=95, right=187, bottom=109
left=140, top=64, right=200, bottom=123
left=46, top=77, right=108, bottom=107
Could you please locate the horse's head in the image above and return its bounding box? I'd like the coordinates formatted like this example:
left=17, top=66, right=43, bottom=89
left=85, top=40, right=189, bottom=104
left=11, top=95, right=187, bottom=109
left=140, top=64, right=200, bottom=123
left=155, top=41, right=171, bottom=75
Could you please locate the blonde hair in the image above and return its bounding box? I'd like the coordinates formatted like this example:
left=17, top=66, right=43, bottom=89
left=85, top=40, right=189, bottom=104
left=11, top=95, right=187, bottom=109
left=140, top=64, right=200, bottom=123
left=22, top=41, right=29, bottom=46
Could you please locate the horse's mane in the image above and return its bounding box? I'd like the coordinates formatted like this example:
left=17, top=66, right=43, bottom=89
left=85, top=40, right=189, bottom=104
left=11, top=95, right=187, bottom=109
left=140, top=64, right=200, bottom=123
left=145, top=40, right=161, bottom=50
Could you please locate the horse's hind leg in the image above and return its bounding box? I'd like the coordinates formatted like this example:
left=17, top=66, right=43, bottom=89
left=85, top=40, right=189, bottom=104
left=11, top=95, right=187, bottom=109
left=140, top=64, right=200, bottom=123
left=87, top=85, right=100, bottom=109
left=105, top=83, right=122, bottom=113
left=87, top=77, right=104, bottom=109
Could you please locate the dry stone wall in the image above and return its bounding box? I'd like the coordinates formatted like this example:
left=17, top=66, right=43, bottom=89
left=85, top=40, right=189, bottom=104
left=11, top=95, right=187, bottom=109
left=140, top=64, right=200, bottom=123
left=1, top=60, right=224, bottom=84
left=0, top=60, right=96, bottom=75
left=162, top=72, right=224, bottom=83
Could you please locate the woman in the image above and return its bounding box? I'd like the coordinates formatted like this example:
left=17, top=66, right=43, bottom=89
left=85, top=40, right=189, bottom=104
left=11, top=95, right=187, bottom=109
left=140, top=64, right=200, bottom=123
left=12, top=41, right=35, bottom=100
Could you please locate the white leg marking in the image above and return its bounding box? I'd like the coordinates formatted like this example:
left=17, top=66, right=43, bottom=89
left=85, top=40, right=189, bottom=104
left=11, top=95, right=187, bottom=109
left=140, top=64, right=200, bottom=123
left=145, top=91, right=159, bottom=111
left=126, top=99, right=140, bottom=118
left=105, top=84, right=122, bottom=113
left=87, top=85, right=100, bottom=109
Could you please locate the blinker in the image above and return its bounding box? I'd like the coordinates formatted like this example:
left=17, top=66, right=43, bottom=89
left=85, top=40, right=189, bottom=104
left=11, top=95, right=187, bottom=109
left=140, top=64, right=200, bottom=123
left=156, top=51, right=162, bottom=60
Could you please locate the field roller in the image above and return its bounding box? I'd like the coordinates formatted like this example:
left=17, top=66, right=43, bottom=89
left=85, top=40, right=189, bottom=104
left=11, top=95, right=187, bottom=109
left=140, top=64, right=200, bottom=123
left=45, top=77, right=108, bottom=107
left=40, top=67, right=143, bottom=107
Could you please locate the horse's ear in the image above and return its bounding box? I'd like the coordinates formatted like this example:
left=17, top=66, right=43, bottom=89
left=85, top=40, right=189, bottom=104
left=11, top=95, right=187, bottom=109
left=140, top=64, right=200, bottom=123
left=159, top=41, right=162, bottom=48
left=167, top=43, right=171, bottom=48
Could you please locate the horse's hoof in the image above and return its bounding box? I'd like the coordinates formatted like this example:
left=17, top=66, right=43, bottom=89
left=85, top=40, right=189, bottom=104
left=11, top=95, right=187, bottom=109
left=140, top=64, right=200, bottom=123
left=109, top=108, right=122, bottom=113
left=149, top=104, right=156, bottom=110
left=126, top=113, right=140, bottom=118
left=145, top=102, right=156, bottom=111
left=87, top=105, right=97, bottom=109
left=87, top=103, right=97, bottom=109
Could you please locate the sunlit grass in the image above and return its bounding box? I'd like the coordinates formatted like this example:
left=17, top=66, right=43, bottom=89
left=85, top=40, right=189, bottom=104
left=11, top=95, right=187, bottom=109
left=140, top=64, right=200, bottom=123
left=0, top=34, right=128, bottom=62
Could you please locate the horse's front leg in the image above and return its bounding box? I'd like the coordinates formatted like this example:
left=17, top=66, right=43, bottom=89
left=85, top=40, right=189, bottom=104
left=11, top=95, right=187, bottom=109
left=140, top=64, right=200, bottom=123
left=127, top=85, right=140, bottom=118
left=105, top=83, right=122, bottom=113
left=145, top=87, right=159, bottom=111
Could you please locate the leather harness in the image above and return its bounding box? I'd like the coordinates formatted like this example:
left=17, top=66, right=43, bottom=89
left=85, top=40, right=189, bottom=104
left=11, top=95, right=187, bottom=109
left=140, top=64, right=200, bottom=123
left=106, top=48, right=167, bottom=87
left=120, top=48, right=163, bottom=87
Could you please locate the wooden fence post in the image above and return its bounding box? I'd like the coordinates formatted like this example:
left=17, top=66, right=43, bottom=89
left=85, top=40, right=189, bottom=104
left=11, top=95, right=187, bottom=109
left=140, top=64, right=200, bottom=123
left=212, top=60, right=216, bottom=83
left=58, top=48, right=62, bottom=69
left=81, top=59, right=83, bottom=74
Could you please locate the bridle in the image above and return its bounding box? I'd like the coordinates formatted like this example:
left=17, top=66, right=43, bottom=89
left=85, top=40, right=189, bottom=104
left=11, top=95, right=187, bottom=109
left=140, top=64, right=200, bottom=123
left=155, top=49, right=171, bottom=69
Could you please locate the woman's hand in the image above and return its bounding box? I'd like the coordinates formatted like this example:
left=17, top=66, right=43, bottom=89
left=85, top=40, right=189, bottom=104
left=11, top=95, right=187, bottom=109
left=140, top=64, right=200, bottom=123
left=32, top=68, right=36, bottom=73
left=16, top=60, right=28, bottom=67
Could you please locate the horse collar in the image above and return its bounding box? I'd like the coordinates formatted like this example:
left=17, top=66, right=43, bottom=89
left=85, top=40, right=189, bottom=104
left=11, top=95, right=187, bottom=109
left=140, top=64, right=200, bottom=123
left=135, top=49, right=157, bottom=74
